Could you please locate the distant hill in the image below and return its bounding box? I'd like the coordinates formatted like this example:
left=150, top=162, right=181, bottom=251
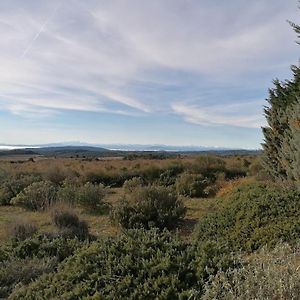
left=30, top=146, right=112, bottom=158
left=0, top=143, right=261, bottom=159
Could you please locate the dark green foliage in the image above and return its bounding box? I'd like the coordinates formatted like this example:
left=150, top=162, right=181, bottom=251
left=158, top=164, right=184, bottom=186
left=52, top=209, right=89, bottom=240
left=76, top=182, right=106, bottom=212
left=0, top=257, right=57, bottom=299
left=113, top=185, right=186, bottom=230
left=9, top=229, right=234, bottom=300
left=194, top=183, right=300, bottom=251
left=0, top=174, right=41, bottom=205
left=57, top=179, right=79, bottom=205
left=175, top=173, right=212, bottom=198
left=11, top=181, right=57, bottom=211
left=0, top=236, right=85, bottom=298
left=192, top=156, right=226, bottom=176
left=262, top=18, right=300, bottom=185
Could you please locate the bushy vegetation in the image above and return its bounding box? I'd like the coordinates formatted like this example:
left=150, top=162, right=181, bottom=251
left=11, top=181, right=57, bottom=211
left=175, top=173, right=212, bottom=198
left=113, top=185, right=186, bottom=230
left=202, top=243, right=300, bottom=300
left=8, top=229, right=235, bottom=299
left=52, top=208, right=89, bottom=240
left=262, top=18, right=300, bottom=186
left=7, top=220, right=37, bottom=241
left=0, top=236, right=85, bottom=298
left=194, top=183, right=300, bottom=251
left=76, top=182, right=106, bottom=212
left=0, top=174, right=41, bottom=205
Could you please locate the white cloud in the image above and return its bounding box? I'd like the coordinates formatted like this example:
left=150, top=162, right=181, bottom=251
left=0, top=0, right=298, bottom=123
left=172, top=101, right=267, bottom=128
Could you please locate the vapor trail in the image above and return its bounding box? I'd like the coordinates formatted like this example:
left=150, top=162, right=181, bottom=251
left=21, top=2, right=62, bottom=59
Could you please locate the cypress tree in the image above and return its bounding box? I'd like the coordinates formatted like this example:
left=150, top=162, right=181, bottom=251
left=262, top=13, right=300, bottom=185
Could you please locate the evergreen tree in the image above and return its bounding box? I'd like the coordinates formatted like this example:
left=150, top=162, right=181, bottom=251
left=262, top=14, right=300, bottom=185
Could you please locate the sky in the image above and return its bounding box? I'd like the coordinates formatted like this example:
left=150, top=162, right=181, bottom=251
left=0, top=0, right=299, bottom=148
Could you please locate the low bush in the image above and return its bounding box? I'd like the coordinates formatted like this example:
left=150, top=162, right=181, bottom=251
left=9, top=229, right=238, bottom=299
left=175, top=173, right=213, bottom=198
left=57, top=180, right=79, bottom=205
left=0, top=257, right=57, bottom=299
left=191, top=156, right=226, bottom=175
left=43, top=165, right=67, bottom=185
left=76, top=182, right=106, bottom=212
left=52, top=208, right=89, bottom=240
left=123, top=177, right=144, bottom=192
left=7, top=220, right=37, bottom=241
left=194, top=183, right=300, bottom=251
left=202, top=243, right=300, bottom=300
left=113, top=185, right=186, bottom=230
left=0, top=174, right=41, bottom=205
left=11, top=181, right=57, bottom=211
left=158, top=164, right=184, bottom=186
left=0, top=235, right=86, bottom=299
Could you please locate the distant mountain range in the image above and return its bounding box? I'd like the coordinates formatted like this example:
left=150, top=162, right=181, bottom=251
left=0, top=142, right=257, bottom=152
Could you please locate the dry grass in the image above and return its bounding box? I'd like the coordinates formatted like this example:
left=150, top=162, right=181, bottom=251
left=0, top=187, right=217, bottom=242
left=216, top=176, right=256, bottom=197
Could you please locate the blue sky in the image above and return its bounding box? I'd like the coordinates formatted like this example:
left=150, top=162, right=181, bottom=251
left=0, top=0, right=299, bottom=148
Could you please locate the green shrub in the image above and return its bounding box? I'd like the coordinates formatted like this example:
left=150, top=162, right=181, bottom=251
left=9, top=228, right=238, bottom=300
left=123, top=177, right=144, bottom=192
left=175, top=173, right=212, bottom=198
left=113, top=185, right=186, bottom=230
left=202, top=243, right=300, bottom=300
left=192, top=156, right=226, bottom=175
left=0, top=236, right=86, bottom=299
left=8, top=229, right=198, bottom=299
left=158, top=164, right=184, bottom=186
left=76, top=182, right=106, bottom=212
left=11, top=181, right=57, bottom=211
left=7, top=220, right=37, bottom=241
left=0, top=174, right=41, bottom=205
left=0, top=257, right=57, bottom=299
left=52, top=209, right=89, bottom=240
left=57, top=180, right=79, bottom=205
left=193, top=183, right=300, bottom=251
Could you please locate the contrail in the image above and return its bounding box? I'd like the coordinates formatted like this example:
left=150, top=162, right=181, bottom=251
left=21, top=2, right=62, bottom=59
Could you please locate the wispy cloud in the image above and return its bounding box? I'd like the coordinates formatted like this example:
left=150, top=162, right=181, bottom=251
left=172, top=101, right=266, bottom=128
left=0, top=0, right=298, bottom=136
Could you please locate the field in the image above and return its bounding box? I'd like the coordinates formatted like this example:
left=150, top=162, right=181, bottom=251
left=3, top=154, right=300, bottom=299
left=0, top=155, right=248, bottom=241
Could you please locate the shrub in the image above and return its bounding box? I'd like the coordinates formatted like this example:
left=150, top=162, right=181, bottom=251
left=9, top=229, right=239, bottom=299
left=0, top=257, right=57, bottom=299
left=192, top=156, right=226, bottom=175
left=76, top=182, right=106, bottom=212
left=7, top=220, right=37, bottom=241
left=202, top=243, right=300, bottom=300
left=123, top=177, right=144, bottom=192
left=193, top=183, right=300, bottom=251
left=57, top=180, right=79, bottom=205
left=0, top=174, right=41, bottom=206
left=175, top=173, right=212, bottom=198
left=11, top=181, right=57, bottom=211
left=52, top=209, right=89, bottom=240
left=158, top=164, right=184, bottom=186
left=0, top=236, right=86, bottom=299
left=9, top=229, right=198, bottom=299
left=113, top=185, right=186, bottom=230
left=44, top=166, right=67, bottom=185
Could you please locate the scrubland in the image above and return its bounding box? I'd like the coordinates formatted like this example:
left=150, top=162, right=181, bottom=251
left=1, top=154, right=299, bottom=299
